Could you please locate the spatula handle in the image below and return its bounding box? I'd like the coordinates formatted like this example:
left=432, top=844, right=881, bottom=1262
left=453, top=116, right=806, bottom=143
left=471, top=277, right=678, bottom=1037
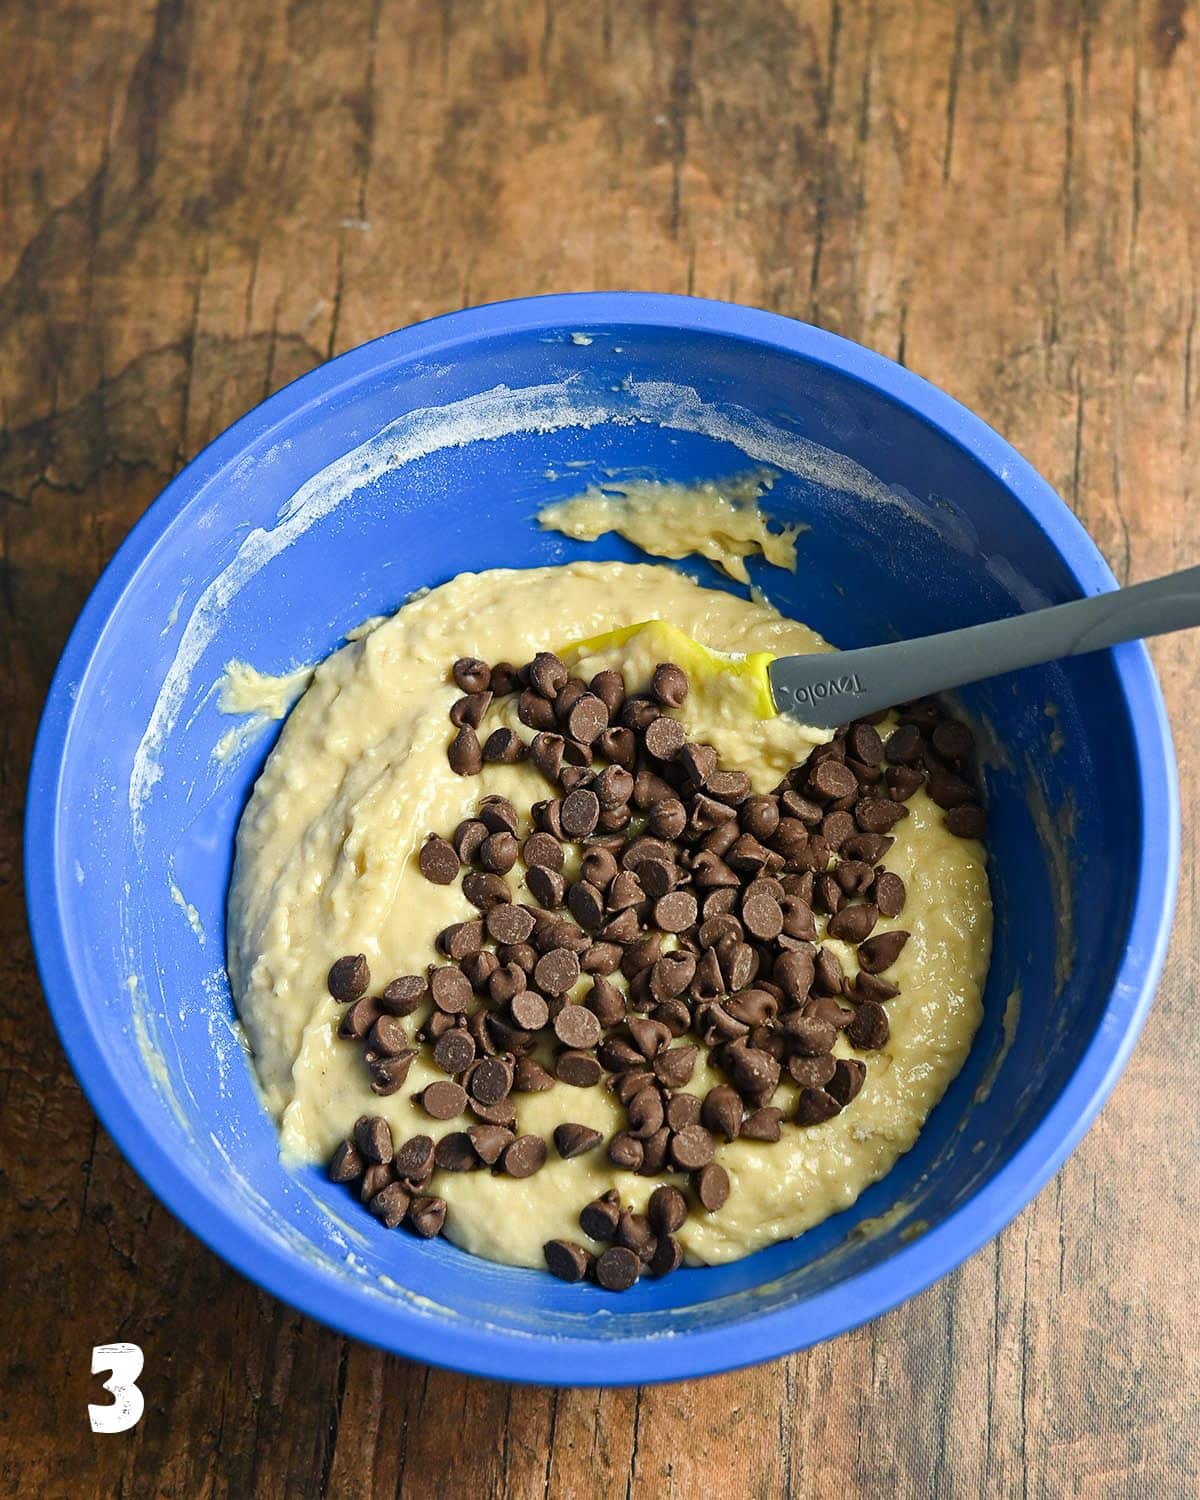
left=768, top=564, right=1200, bottom=729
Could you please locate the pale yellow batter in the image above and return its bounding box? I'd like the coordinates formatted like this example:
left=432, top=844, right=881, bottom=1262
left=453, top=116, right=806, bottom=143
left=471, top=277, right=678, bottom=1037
left=228, top=562, right=991, bottom=1267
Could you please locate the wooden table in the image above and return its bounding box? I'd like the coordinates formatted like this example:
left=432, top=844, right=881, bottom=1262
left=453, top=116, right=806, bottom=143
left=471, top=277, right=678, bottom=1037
left=2, top=2, right=1196, bottom=1494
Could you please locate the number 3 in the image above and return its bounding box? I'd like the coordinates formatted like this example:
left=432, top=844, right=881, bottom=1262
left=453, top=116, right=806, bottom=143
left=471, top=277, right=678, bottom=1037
left=88, top=1343, right=144, bottom=1433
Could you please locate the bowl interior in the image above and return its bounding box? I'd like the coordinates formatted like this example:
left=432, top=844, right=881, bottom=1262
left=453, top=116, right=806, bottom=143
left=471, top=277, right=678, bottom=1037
left=38, top=307, right=1150, bottom=1378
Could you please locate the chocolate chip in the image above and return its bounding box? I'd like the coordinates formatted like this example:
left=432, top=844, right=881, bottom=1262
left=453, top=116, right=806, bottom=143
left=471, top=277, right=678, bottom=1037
left=665, top=1093, right=702, bottom=1131
left=871, top=870, right=906, bottom=918
left=427, top=965, right=470, bottom=1014
left=834, top=860, right=875, bottom=897
left=354, top=1115, right=394, bottom=1165
left=554, top=1002, right=602, bottom=1049
left=584, top=937, right=624, bottom=974
left=534, top=947, right=581, bottom=996
left=855, top=797, right=907, bottom=833
left=680, top=741, right=718, bottom=786
left=579, top=1190, right=622, bottom=1241
left=821, top=810, right=857, bottom=851
left=368, top=1014, right=411, bottom=1059
left=670, top=1124, right=716, bottom=1171
left=506, top=989, right=547, bottom=1032
left=645, top=797, right=686, bottom=841
left=782, top=1012, right=836, bottom=1056
left=619, top=694, right=662, bottom=732
left=476, top=832, right=516, bottom=877
left=599, top=726, right=638, bottom=768
left=617, top=1209, right=658, bottom=1263
left=742, top=891, right=784, bottom=941
left=483, top=727, right=526, bottom=764
left=718, top=939, right=757, bottom=992
left=468, top=1056, right=514, bottom=1106
left=707, top=770, right=752, bottom=806
left=702, top=1085, right=743, bottom=1142
left=566, top=693, right=609, bottom=746
left=529, top=651, right=568, bottom=699
left=643, top=1189, right=686, bottom=1241
left=884, top=724, right=923, bottom=763
left=848, top=722, right=885, bottom=765
left=526, top=865, right=566, bottom=909
left=462, top=871, right=512, bottom=911
left=653, top=1044, right=697, bottom=1089
left=584, top=975, right=624, bottom=1028
left=643, top=716, right=685, bottom=761
left=887, top=764, right=926, bottom=801
left=390, top=1135, right=433, bottom=1180
left=421, top=1080, right=467, bottom=1119
left=842, top=833, right=893, bottom=864
left=328, top=1140, right=364, bottom=1182
left=858, top=929, right=909, bottom=973
left=932, top=719, right=974, bottom=762
left=693, top=1161, right=729, bottom=1211
left=513, top=1055, right=555, bottom=1092
left=468, top=1124, right=514, bottom=1165
left=339, top=994, right=381, bottom=1040
left=808, top=759, right=858, bottom=802
left=567, top=879, right=607, bottom=932
left=787, top=1052, right=837, bottom=1088
left=554, top=678, right=590, bottom=725
left=649, top=1233, right=684, bottom=1277
left=469, top=1094, right=518, bottom=1128
left=637, top=857, right=676, bottom=900
left=945, top=803, right=987, bottom=838
left=560, top=788, right=600, bottom=838
left=448, top=725, right=483, bottom=775
left=795, top=1087, right=842, bottom=1125
left=827, top=1057, right=867, bottom=1106
left=434, top=921, right=479, bottom=964
left=407, top=1195, right=448, bottom=1238
left=359, top=1163, right=393, bottom=1203
left=368, top=1051, right=416, bottom=1095
left=737, top=795, right=778, bottom=841
left=520, top=689, right=560, bottom=733
left=430, top=1028, right=474, bottom=1075
left=724, top=1045, right=780, bottom=1104
left=626, top=1087, right=665, bottom=1139
left=451, top=689, right=494, bottom=733
left=549, top=1122, right=601, bottom=1160
left=489, top=661, right=520, bottom=695
left=649, top=661, right=688, bottom=707
left=453, top=657, right=491, bottom=693
left=368, top=1182, right=411, bottom=1228
left=828, top=903, right=878, bottom=943
left=434, top=1132, right=479, bottom=1172
left=328, top=953, right=371, bottom=1004
left=585, top=667, right=623, bottom=714
left=544, top=1239, right=593, bottom=1282
left=557, top=1050, right=604, bottom=1086
left=847, top=1000, right=889, bottom=1050
left=654, top=890, right=697, bottom=933
left=638, top=1126, right=671, bottom=1176
left=740, top=1106, right=784, bottom=1141
left=805, top=994, right=854, bottom=1030
left=853, top=970, right=900, bottom=1003
left=379, top=975, right=426, bottom=1016
left=725, top=988, right=778, bottom=1027
left=812, top=947, right=845, bottom=996
left=595, top=1245, right=641, bottom=1291
left=607, top=1132, right=644, bottom=1170
left=502, top=1134, right=547, bottom=1178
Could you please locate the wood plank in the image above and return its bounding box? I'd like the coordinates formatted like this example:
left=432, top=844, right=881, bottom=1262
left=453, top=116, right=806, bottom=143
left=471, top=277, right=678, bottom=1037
left=0, top=1, right=1195, bottom=1495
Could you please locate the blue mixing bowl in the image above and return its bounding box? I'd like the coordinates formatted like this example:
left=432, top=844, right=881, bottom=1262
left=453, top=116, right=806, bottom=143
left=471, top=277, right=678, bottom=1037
left=26, top=294, right=1178, bottom=1384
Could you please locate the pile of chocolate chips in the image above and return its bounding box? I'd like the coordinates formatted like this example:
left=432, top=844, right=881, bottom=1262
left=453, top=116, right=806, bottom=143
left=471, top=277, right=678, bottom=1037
left=324, top=650, right=985, bottom=1287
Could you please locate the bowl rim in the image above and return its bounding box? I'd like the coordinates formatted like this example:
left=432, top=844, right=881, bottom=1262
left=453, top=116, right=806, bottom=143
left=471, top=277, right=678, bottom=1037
left=25, top=291, right=1180, bottom=1385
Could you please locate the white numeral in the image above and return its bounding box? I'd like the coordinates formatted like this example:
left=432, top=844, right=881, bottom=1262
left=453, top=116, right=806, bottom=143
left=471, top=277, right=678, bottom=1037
left=88, top=1343, right=144, bottom=1433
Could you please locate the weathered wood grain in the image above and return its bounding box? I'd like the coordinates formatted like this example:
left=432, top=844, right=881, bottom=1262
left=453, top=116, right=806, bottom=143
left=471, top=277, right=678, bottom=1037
left=1, top=1, right=1196, bottom=1495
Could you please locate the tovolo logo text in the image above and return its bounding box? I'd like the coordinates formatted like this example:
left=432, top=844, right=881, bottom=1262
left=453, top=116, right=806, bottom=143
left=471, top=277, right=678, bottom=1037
left=792, top=673, right=865, bottom=706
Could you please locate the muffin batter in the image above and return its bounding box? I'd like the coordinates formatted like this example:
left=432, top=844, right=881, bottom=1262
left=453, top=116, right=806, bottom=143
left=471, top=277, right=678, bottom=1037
left=227, top=562, right=991, bottom=1267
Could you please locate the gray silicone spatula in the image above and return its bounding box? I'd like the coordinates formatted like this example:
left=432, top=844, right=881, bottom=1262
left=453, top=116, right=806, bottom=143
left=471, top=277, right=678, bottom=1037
left=767, top=563, right=1200, bottom=729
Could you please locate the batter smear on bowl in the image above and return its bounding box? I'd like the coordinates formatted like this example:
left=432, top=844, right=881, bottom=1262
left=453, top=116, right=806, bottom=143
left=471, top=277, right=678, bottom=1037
left=227, top=563, right=991, bottom=1287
